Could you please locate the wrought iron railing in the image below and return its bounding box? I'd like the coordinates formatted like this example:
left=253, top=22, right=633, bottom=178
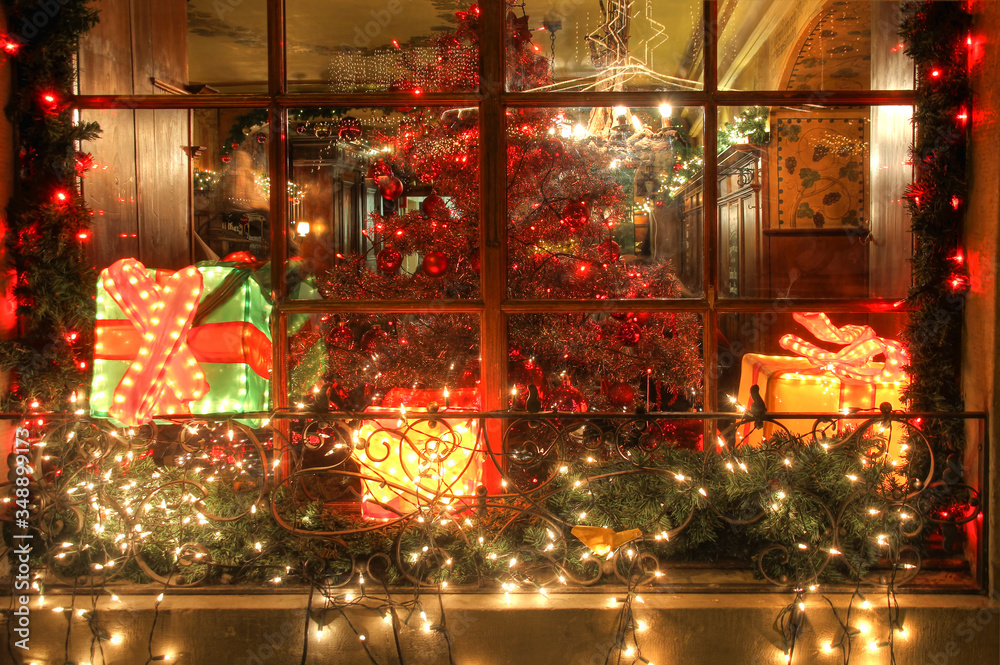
left=12, top=408, right=985, bottom=594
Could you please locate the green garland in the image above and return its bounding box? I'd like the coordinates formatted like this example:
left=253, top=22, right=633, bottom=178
left=0, top=0, right=99, bottom=410
left=31, top=417, right=919, bottom=590
left=900, top=1, right=972, bottom=452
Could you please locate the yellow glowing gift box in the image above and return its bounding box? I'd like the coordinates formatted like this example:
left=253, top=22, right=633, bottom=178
left=354, top=388, right=483, bottom=519
left=736, top=313, right=909, bottom=459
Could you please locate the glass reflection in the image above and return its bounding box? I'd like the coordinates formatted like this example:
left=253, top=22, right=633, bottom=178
left=287, top=107, right=480, bottom=300
left=508, top=106, right=704, bottom=298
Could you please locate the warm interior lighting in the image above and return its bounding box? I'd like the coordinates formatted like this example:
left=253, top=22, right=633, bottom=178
left=355, top=389, right=482, bottom=518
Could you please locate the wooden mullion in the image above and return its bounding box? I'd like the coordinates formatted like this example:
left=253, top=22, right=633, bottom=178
left=480, top=0, right=507, bottom=490
left=502, top=299, right=711, bottom=313
left=267, top=0, right=286, bottom=97
left=276, top=92, right=483, bottom=108
left=71, top=95, right=271, bottom=109
left=703, top=0, right=720, bottom=414
left=714, top=298, right=913, bottom=313
left=278, top=300, right=486, bottom=314
left=70, top=91, right=915, bottom=113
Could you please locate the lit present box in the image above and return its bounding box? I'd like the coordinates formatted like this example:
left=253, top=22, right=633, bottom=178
left=736, top=313, right=908, bottom=451
left=736, top=354, right=906, bottom=442
left=355, top=388, right=482, bottom=519
left=90, top=257, right=272, bottom=426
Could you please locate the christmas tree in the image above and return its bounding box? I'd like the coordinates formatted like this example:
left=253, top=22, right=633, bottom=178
left=304, top=2, right=703, bottom=413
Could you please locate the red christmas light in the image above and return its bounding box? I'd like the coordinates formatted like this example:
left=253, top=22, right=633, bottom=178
left=53, top=190, right=69, bottom=203
left=2, top=39, right=20, bottom=55
left=930, top=69, right=941, bottom=77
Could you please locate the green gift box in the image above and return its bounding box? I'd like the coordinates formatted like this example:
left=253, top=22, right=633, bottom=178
left=90, top=258, right=273, bottom=426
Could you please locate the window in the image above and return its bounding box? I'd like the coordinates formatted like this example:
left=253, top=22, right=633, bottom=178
left=76, top=0, right=919, bottom=418
left=73, top=0, right=983, bottom=589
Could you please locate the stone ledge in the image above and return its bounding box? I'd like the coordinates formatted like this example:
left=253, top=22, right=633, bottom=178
left=6, top=593, right=998, bottom=665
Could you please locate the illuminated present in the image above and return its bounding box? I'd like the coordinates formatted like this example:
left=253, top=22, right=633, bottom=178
left=736, top=313, right=908, bottom=451
left=90, top=257, right=272, bottom=426
left=355, top=388, right=482, bottom=519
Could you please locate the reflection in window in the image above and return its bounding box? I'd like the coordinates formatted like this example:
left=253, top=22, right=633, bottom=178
left=709, top=105, right=912, bottom=299
left=287, top=0, right=480, bottom=92
left=508, top=313, right=703, bottom=412
left=508, top=107, right=704, bottom=299
left=193, top=109, right=272, bottom=261
left=718, top=0, right=913, bottom=92
left=289, top=313, right=481, bottom=411
left=289, top=107, right=480, bottom=300
left=508, top=0, right=702, bottom=92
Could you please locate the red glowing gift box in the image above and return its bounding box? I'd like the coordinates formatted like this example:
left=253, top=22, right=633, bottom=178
left=737, top=313, right=908, bottom=446
left=354, top=388, right=483, bottom=519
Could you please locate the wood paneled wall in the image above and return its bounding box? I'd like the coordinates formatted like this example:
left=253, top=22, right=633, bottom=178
left=78, top=0, right=191, bottom=271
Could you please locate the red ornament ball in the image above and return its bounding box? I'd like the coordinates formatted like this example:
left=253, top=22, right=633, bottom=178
left=360, top=326, right=390, bottom=354
left=367, top=160, right=393, bottom=180
left=458, top=357, right=480, bottom=389
left=327, top=324, right=355, bottom=349
left=561, top=201, right=590, bottom=230
left=596, top=239, right=621, bottom=263
left=231, top=142, right=240, bottom=150
left=295, top=124, right=308, bottom=134
left=422, top=251, right=450, bottom=277
left=545, top=379, right=588, bottom=413
left=420, top=194, right=451, bottom=220
left=534, top=138, right=564, bottom=161
left=469, top=247, right=481, bottom=274
left=314, top=125, right=332, bottom=139
left=629, top=312, right=654, bottom=325
left=378, top=176, right=404, bottom=200
left=617, top=322, right=642, bottom=346
left=376, top=247, right=403, bottom=274
left=417, top=161, right=442, bottom=183
left=337, top=117, right=363, bottom=141
left=255, top=133, right=267, bottom=144
left=607, top=381, right=636, bottom=408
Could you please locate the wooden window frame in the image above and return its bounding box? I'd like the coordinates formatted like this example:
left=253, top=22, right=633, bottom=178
left=72, top=0, right=917, bottom=422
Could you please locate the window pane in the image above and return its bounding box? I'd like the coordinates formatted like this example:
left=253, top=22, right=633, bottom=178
left=193, top=109, right=272, bottom=261
left=714, top=105, right=912, bottom=299
left=80, top=107, right=269, bottom=271
left=78, top=0, right=268, bottom=95
left=287, top=0, right=479, bottom=92
left=716, top=311, right=907, bottom=420
left=507, top=0, right=703, bottom=92
left=508, top=312, right=703, bottom=412
left=508, top=106, right=704, bottom=299
left=287, top=313, right=481, bottom=411
left=288, top=107, right=480, bottom=300
left=719, top=0, right=913, bottom=91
